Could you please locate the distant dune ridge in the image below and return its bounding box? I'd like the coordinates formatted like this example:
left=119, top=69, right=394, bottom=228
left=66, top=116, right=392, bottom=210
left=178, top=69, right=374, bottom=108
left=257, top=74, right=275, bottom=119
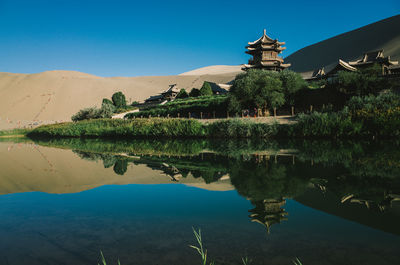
left=1, top=15, right=399, bottom=129
left=179, top=65, right=244, bottom=75
left=285, top=15, right=400, bottom=72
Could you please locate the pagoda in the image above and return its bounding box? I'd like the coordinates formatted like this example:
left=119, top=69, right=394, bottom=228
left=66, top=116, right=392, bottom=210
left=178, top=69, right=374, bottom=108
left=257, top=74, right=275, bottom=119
left=243, top=29, right=291, bottom=71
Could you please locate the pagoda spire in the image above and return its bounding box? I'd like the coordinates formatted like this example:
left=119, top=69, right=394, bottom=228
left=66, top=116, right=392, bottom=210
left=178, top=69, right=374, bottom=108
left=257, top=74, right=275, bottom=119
left=243, top=29, right=291, bottom=71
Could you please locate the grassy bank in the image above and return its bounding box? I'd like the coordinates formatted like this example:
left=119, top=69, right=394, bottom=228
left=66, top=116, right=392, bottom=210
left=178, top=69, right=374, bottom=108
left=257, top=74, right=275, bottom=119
left=27, top=118, right=282, bottom=139
left=0, top=128, right=31, bottom=138
left=28, top=105, right=399, bottom=139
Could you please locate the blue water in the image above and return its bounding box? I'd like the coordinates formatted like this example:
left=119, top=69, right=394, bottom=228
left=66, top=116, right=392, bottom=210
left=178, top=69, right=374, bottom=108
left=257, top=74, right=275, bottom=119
left=0, top=184, right=399, bottom=265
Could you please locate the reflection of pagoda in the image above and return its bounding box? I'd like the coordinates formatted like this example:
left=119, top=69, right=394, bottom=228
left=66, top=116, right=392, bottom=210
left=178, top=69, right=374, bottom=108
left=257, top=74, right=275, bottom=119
left=249, top=198, right=288, bottom=234
left=243, top=29, right=291, bottom=71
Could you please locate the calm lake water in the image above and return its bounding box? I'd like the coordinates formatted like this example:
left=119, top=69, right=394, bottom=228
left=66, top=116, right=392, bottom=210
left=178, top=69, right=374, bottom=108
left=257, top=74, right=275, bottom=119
left=0, top=138, right=399, bottom=265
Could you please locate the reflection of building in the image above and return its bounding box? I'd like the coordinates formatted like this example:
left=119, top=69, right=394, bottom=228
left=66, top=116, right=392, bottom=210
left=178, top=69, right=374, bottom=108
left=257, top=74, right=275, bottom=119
left=341, top=193, right=400, bottom=212
left=249, top=198, right=288, bottom=234
left=243, top=29, right=291, bottom=71
left=302, top=49, right=399, bottom=81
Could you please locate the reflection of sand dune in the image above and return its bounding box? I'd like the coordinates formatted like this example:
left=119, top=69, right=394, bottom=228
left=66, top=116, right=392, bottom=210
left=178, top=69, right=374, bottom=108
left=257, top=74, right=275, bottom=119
left=0, top=70, right=238, bottom=129
left=0, top=142, right=233, bottom=195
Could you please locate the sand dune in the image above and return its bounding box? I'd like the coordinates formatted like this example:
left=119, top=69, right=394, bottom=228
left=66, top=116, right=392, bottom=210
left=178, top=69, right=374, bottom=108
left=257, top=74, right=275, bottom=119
left=0, top=70, right=238, bottom=129
left=179, top=65, right=243, bottom=76
left=285, top=15, right=400, bottom=72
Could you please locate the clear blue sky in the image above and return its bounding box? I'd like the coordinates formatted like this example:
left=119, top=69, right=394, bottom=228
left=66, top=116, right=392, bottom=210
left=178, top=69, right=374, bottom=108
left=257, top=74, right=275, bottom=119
left=0, top=0, right=399, bottom=76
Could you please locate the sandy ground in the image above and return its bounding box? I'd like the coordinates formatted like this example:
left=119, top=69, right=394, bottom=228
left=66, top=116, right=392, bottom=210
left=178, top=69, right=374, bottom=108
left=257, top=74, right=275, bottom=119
left=0, top=70, right=241, bottom=130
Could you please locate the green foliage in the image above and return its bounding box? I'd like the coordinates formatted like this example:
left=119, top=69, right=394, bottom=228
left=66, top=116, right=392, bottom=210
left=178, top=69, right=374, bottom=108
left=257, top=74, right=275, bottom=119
left=199, top=82, right=213, bottom=96
left=230, top=69, right=285, bottom=110
left=71, top=104, right=114, bottom=122
left=227, top=95, right=241, bottom=113
left=177, top=88, right=189, bottom=99
left=208, top=119, right=278, bottom=138
left=112, top=91, right=127, bottom=108
left=125, top=95, right=228, bottom=119
left=0, top=128, right=31, bottom=137
left=278, top=69, right=308, bottom=105
left=285, top=92, right=400, bottom=138
left=189, top=88, right=201, bottom=97
left=102, top=98, right=114, bottom=106
left=29, top=118, right=208, bottom=138
left=336, top=64, right=388, bottom=96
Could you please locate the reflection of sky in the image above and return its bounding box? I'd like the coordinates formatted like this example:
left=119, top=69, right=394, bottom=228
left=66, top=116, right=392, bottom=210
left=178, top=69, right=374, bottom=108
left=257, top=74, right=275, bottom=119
left=1, top=184, right=400, bottom=265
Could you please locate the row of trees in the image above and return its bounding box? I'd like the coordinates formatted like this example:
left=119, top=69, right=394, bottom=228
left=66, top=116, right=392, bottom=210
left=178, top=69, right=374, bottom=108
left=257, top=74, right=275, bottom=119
left=176, top=82, right=214, bottom=99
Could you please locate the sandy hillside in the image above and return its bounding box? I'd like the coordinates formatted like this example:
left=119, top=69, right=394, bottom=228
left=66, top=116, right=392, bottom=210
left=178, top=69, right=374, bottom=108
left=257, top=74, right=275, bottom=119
left=285, top=15, right=400, bottom=72
left=0, top=70, right=238, bottom=129
left=180, top=65, right=244, bottom=75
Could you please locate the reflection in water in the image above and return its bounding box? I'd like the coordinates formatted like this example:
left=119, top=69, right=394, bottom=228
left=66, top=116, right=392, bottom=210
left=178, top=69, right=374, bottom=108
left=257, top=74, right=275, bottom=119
left=0, top=138, right=400, bottom=264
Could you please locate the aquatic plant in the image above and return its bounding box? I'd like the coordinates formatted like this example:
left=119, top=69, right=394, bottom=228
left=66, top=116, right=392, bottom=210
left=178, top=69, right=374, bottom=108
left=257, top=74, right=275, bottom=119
left=98, top=251, right=121, bottom=265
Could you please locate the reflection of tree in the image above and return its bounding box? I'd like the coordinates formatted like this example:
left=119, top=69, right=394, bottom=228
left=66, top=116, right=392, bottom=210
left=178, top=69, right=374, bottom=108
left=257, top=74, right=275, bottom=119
left=68, top=140, right=400, bottom=217
left=113, top=159, right=128, bottom=175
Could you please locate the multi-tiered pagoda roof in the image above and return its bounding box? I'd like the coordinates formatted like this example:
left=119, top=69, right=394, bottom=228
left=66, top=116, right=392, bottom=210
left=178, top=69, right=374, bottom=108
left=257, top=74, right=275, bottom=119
left=243, top=29, right=291, bottom=71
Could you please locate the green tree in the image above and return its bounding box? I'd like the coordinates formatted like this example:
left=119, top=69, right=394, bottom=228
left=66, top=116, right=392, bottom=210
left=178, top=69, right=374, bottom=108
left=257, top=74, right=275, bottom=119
left=336, top=64, right=388, bottom=96
left=227, top=95, right=241, bottom=113
left=112, top=91, right=127, bottom=108
left=102, top=98, right=113, bottom=106
left=176, top=88, right=189, bottom=99
left=189, top=88, right=201, bottom=97
left=199, top=82, right=213, bottom=96
left=230, top=69, right=285, bottom=110
left=102, top=98, right=116, bottom=113
left=278, top=70, right=308, bottom=106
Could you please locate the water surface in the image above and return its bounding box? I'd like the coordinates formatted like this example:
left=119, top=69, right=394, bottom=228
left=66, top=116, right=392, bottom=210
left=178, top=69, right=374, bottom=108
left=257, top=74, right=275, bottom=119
left=0, top=138, right=399, bottom=265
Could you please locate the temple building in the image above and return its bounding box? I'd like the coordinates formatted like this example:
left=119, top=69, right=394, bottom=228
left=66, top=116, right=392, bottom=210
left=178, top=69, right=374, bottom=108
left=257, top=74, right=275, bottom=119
left=145, top=84, right=180, bottom=103
left=249, top=198, right=288, bottom=234
left=243, top=29, right=291, bottom=71
left=302, top=49, right=399, bottom=81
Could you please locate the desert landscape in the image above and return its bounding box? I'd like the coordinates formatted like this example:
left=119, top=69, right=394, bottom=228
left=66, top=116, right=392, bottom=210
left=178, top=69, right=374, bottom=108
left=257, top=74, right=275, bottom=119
left=1, top=15, right=399, bottom=130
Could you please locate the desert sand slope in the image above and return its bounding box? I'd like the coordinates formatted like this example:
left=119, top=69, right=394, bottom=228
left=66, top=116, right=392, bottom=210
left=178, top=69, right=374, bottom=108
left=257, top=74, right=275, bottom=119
left=0, top=70, right=238, bottom=129
left=0, top=141, right=234, bottom=195
left=179, top=65, right=244, bottom=76
left=285, top=15, right=400, bottom=72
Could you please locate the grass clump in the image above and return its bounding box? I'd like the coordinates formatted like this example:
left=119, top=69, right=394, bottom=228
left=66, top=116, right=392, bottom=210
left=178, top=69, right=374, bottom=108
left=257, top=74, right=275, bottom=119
left=208, top=119, right=279, bottom=138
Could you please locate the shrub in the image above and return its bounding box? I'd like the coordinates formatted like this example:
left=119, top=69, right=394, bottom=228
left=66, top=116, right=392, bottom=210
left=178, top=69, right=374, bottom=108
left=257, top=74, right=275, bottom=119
left=189, top=88, right=201, bottom=97
left=71, top=104, right=114, bottom=122
left=112, top=91, right=127, bottom=108
left=102, top=98, right=114, bottom=106
left=199, top=82, right=213, bottom=96
left=176, top=89, right=189, bottom=99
